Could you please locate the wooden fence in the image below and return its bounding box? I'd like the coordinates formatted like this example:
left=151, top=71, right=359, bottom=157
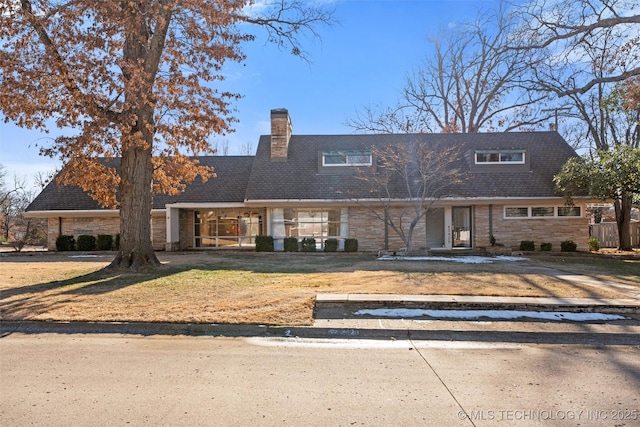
left=590, top=222, right=640, bottom=248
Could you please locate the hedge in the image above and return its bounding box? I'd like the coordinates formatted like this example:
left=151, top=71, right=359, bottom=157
left=284, top=237, right=298, bottom=252
left=55, top=235, right=75, bottom=251
left=255, top=235, right=274, bottom=252
left=323, top=238, right=338, bottom=252
left=97, top=234, right=113, bottom=251
left=301, top=237, right=316, bottom=252
left=344, top=238, right=358, bottom=252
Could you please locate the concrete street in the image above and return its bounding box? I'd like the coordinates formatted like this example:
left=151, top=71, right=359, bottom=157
left=2, top=327, right=639, bottom=426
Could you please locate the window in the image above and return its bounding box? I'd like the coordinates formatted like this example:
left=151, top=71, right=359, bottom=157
left=194, top=210, right=263, bottom=248
left=504, top=206, right=582, bottom=218
left=476, top=150, right=525, bottom=164
left=532, top=207, right=554, bottom=217
left=505, top=207, right=528, bottom=218
left=558, top=206, right=581, bottom=217
left=322, top=151, right=372, bottom=166
left=283, top=209, right=341, bottom=238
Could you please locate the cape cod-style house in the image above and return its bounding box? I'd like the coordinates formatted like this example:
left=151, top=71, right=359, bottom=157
left=25, top=109, right=592, bottom=253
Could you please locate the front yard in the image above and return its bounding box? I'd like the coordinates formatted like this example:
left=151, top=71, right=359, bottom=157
left=1, top=251, right=638, bottom=325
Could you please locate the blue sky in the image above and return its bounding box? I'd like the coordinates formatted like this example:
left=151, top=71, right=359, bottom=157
left=0, top=0, right=495, bottom=189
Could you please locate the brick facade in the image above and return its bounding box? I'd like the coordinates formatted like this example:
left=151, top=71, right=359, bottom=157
left=46, top=213, right=166, bottom=251
left=348, top=206, right=427, bottom=252
left=270, top=109, right=292, bottom=159
left=478, top=204, right=590, bottom=251
left=42, top=203, right=590, bottom=253
left=46, top=216, right=119, bottom=250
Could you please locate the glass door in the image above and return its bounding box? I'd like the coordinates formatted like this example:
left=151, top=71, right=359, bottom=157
left=452, top=207, right=472, bottom=248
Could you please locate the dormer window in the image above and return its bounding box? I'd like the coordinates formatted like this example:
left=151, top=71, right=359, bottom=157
left=322, top=151, right=372, bottom=167
left=475, top=150, right=525, bottom=164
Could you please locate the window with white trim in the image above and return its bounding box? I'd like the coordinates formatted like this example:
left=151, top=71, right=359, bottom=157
left=476, top=150, right=525, bottom=164
left=504, top=206, right=581, bottom=218
left=322, top=151, right=372, bottom=166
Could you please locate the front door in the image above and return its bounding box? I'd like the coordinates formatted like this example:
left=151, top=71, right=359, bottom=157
left=425, top=208, right=445, bottom=249
left=452, top=207, right=472, bottom=248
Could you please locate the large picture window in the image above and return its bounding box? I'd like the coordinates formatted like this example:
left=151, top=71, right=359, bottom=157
left=194, top=210, right=263, bottom=248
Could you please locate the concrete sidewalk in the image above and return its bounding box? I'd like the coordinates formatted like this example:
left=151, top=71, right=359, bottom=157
left=316, top=293, right=640, bottom=314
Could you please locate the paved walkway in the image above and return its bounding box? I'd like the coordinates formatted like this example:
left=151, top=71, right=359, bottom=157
left=315, top=293, right=640, bottom=314
left=516, top=262, right=640, bottom=300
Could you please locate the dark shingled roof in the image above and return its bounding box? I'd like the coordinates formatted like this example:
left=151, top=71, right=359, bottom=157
left=26, top=156, right=254, bottom=211
left=244, top=131, right=576, bottom=200
left=26, top=131, right=576, bottom=212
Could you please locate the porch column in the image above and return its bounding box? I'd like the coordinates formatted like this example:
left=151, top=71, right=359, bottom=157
left=271, top=208, right=285, bottom=251
left=165, top=206, right=180, bottom=252
left=444, top=206, right=453, bottom=249
left=339, top=208, right=349, bottom=250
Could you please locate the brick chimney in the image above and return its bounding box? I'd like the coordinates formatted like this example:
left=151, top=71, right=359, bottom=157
left=270, top=108, right=292, bottom=159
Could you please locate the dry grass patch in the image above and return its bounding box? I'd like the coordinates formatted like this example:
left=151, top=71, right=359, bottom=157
left=1, top=252, right=637, bottom=326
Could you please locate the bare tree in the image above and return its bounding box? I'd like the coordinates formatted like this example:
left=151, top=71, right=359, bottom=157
left=355, top=137, right=464, bottom=254
left=33, top=169, right=58, bottom=190
left=349, top=5, right=553, bottom=134
left=513, top=0, right=640, bottom=249
left=513, top=0, right=640, bottom=96
left=239, top=141, right=254, bottom=155
left=0, top=169, right=45, bottom=251
left=212, top=140, right=230, bottom=156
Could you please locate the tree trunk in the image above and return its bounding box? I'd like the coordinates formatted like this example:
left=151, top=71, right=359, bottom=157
left=614, top=192, right=633, bottom=251
left=109, top=142, right=160, bottom=270
left=108, top=15, right=161, bottom=271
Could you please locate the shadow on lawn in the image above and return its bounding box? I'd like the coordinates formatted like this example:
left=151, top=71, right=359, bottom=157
left=0, top=265, right=186, bottom=322
left=0, top=264, right=183, bottom=300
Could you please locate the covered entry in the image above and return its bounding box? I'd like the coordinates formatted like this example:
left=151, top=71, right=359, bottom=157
left=425, top=206, right=472, bottom=250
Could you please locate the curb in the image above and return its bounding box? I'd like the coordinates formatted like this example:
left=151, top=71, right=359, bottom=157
left=3, top=320, right=640, bottom=346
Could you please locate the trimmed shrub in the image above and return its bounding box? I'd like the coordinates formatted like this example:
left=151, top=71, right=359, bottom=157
left=284, top=237, right=298, bottom=252
left=561, top=240, right=578, bottom=252
left=540, top=242, right=552, bottom=251
left=323, top=238, right=339, bottom=252
left=55, top=235, right=75, bottom=251
left=115, top=234, right=120, bottom=250
left=519, top=240, right=535, bottom=251
left=97, top=234, right=114, bottom=251
left=301, top=237, right=316, bottom=252
left=77, top=235, right=97, bottom=251
left=255, top=235, right=274, bottom=252
left=588, top=237, right=600, bottom=252
left=344, top=238, right=358, bottom=252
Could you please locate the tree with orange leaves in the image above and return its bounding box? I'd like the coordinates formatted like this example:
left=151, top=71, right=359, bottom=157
left=0, top=0, right=332, bottom=270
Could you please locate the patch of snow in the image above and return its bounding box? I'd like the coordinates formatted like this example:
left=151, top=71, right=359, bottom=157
left=377, top=255, right=528, bottom=264
left=354, top=308, right=627, bottom=322
left=495, top=255, right=529, bottom=262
